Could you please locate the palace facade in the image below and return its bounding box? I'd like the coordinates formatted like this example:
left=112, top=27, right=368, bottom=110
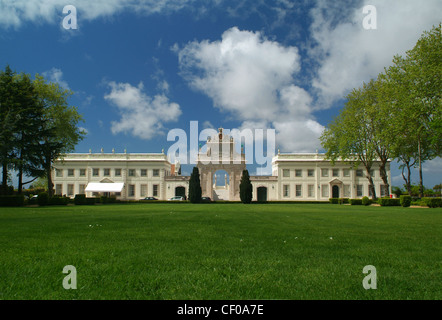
left=52, top=129, right=391, bottom=201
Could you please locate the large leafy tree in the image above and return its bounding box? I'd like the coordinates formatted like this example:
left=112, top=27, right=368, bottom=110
left=32, top=75, right=85, bottom=197
left=239, top=169, right=253, bottom=204
left=383, top=24, right=441, bottom=196
left=188, top=166, right=202, bottom=203
left=320, top=83, right=379, bottom=199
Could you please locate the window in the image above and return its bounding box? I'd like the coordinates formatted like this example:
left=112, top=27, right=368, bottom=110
left=93, top=168, right=99, bottom=176
left=140, top=169, right=147, bottom=177
left=283, top=184, right=290, bottom=197
left=67, top=184, right=74, bottom=196
left=381, top=185, right=388, bottom=197
left=308, top=169, right=315, bottom=177
left=343, top=169, right=350, bottom=177
left=140, top=184, right=147, bottom=197
left=321, top=184, right=329, bottom=198
left=68, top=169, right=74, bottom=177
left=153, top=169, right=160, bottom=177
left=153, top=184, right=159, bottom=197
left=295, top=185, right=302, bottom=197
left=332, top=169, right=339, bottom=177
left=79, top=184, right=86, bottom=194
left=104, top=168, right=110, bottom=176
left=56, top=169, right=63, bottom=177
left=79, top=169, right=86, bottom=177
left=321, top=169, right=329, bottom=177
left=295, top=169, right=302, bottom=177
left=308, top=184, right=315, bottom=198
left=129, top=184, right=135, bottom=197
left=356, top=169, right=363, bottom=177
left=128, top=169, right=135, bottom=177
left=55, top=184, right=62, bottom=195
left=115, top=169, right=121, bottom=177
left=282, top=169, right=290, bottom=178
left=343, top=185, right=351, bottom=197
left=357, top=185, right=363, bottom=197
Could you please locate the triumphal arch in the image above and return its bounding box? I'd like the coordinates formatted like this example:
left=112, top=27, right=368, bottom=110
left=197, top=128, right=246, bottom=201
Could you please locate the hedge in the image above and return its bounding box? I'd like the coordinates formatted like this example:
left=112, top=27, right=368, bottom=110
left=422, top=197, right=442, bottom=208
left=38, top=192, right=49, bottom=206
left=378, top=197, right=401, bottom=206
left=74, top=194, right=86, bottom=205
left=362, top=196, right=371, bottom=206
left=0, top=195, right=25, bottom=207
left=400, top=195, right=412, bottom=207
left=349, top=199, right=363, bottom=205
left=48, top=196, right=68, bottom=206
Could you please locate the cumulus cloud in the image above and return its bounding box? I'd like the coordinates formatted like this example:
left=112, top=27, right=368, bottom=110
left=308, top=0, right=442, bottom=108
left=42, top=68, right=70, bottom=90
left=0, top=0, right=198, bottom=29
left=178, top=27, right=324, bottom=152
left=104, top=81, right=181, bottom=140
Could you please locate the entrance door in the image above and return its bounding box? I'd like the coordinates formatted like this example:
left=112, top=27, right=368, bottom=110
left=175, top=186, right=186, bottom=199
left=332, top=185, right=340, bottom=198
left=257, top=187, right=267, bottom=202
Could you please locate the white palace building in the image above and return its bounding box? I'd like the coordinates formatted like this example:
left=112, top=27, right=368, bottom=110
left=52, top=128, right=391, bottom=201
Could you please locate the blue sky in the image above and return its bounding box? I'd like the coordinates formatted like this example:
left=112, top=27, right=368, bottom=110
left=1, top=0, right=441, bottom=188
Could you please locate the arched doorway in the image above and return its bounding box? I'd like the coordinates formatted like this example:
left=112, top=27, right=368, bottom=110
left=332, top=185, right=340, bottom=198
left=257, top=187, right=267, bottom=202
left=212, top=170, right=229, bottom=200
left=175, top=186, right=186, bottom=199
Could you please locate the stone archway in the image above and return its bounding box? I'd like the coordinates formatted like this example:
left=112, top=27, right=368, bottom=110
left=197, top=128, right=246, bottom=201
left=257, top=186, right=267, bottom=202
left=175, top=186, right=186, bottom=198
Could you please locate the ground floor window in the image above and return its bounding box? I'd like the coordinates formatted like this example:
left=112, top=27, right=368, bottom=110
left=295, top=184, right=302, bottom=197
left=153, top=184, right=159, bottom=197
left=357, top=185, right=363, bottom=197
left=308, top=184, right=315, bottom=198
left=283, top=184, right=290, bottom=197
left=321, top=184, right=329, bottom=198
left=140, top=184, right=147, bottom=197
left=343, top=185, right=351, bottom=198
left=67, top=184, right=74, bottom=196
left=129, top=184, right=135, bottom=197
left=55, top=184, right=62, bottom=195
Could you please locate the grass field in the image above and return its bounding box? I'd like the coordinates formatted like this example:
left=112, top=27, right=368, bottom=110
left=0, top=203, right=440, bottom=300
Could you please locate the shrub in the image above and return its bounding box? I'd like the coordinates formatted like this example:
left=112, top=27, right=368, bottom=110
left=329, top=198, right=339, bottom=204
left=0, top=195, right=25, bottom=207
left=349, top=199, right=363, bottom=205
left=400, top=195, right=412, bottom=207
left=339, top=198, right=349, bottom=204
left=422, top=197, right=442, bottom=208
left=38, top=192, right=49, bottom=206
left=378, top=197, right=400, bottom=206
left=74, top=194, right=86, bottom=205
left=48, top=196, right=68, bottom=206
left=85, top=197, right=98, bottom=205
left=362, top=196, right=371, bottom=206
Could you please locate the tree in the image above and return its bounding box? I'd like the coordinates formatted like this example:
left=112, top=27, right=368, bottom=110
left=188, top=166, right=202, bottom=203
left=320, top=83, right=379, bottom=200
left=383, top=24, right=441, bottom=197
left=239, top=169, right=253, bottom=204
left=32, top=75, right=85, bottom=197
left=0, top=65, right=18, bottom=195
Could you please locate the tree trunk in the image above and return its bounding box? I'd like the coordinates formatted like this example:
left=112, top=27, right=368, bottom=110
left=2, top=162, right=8, bottom=195
left=379, top=162, right=390, bottom=197
left=418, top=138, right=424, bottom=198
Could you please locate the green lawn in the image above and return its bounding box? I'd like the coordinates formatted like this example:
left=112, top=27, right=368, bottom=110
left=0, top=203, right=440, bottom=300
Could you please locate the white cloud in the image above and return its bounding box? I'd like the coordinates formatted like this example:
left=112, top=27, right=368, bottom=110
left=178, top=27, right=324, bottom=152
left=42, top=68, right=70, bottom=90
left=104, top=81, right=181, bottom=140
left=308, top=0, right=442, bottom=108
left=0, top=0, right=199, bottom=29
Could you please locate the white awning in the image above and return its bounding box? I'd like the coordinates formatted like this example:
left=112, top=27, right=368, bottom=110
left=85, top=183, right=124, bottom=192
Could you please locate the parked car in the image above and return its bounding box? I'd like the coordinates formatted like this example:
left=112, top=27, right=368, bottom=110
left=142, top=197, right=158, bottom=200
left=168, top=196, right=184, bottom=201
left=201, top=197, right=212, bottom=202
